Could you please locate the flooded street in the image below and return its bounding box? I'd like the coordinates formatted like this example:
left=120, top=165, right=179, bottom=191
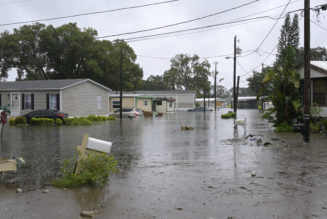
left=1, top=109, right=327, bottom=218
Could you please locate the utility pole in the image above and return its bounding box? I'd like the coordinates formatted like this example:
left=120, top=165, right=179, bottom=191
left=214, top=62, right=217, bottom=112
left=235, top=76, right=240, bottom=115
left=303, top=0, right=310, bottom=142
left=233, top=35, right=237, bottom=114
left=119, top=48, right=124, bottom=119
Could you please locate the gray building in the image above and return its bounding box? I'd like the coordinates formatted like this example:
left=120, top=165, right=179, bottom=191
left=0, top=79, right=111, bottom=117
left=119, top=90, right=196, bottom=110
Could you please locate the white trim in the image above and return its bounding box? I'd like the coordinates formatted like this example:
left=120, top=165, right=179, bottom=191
left=10, top=92, right=20, bottom=116
left=60, top=90, right=63, bottom=111
left=61, top=79, right=111, bottom=91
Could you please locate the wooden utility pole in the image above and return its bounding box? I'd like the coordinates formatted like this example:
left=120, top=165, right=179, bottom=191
left=119, top=49, right=124, bottom=119
left=235, top=76, right=240, bottom=115
left=303, top=0, right=311, bottom=142
left=214, top=62, right=217, bottom=112
left=233, top=35, right=237, bottom=114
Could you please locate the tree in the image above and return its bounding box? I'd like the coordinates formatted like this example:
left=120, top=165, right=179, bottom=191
left=277, top=14, right=299, bottom=64
left=192, top=59, right=211, bottom=97
left=216, top=85, right=230, bottom=98
left=263, top=46, right=301, bottom=124
left=296, top=46, right=327, bottom=64
left=142, top=75, right=169, bottom=90
left=0, top=23, right=143, bottom=91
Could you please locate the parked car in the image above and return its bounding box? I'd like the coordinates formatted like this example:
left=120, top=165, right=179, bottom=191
left=188, top=107, right=211, bottom=112
left=111, top=108, right=144, bottom=118
left=24, top=109, right=68, bottom=123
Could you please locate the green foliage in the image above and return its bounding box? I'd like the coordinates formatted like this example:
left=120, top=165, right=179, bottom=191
left=221, top=111, right=236, bottom=119
left=64, top=117, right=92, bottom=126
left=14, top=116, right=27, bottom=124
left=163, top=54, right=211, bottom=96
left=274, top=122, right=293, bottom=133
left=196, top=102, right=200, bottom=107
left=142, top=75, right=170, bottom=90
left=55, top=118, right=63, bottom=126
left=263, top=46, right=301, bottom=125
left=310, top=103, right=322, bottom=125
left=52, top=153, right=118, bottom=188
left=0, top=23, right=143, bottom=91
left=9, top=118, right=15, bottom=125
left=30, top=117, right=55, bottom=126
left=319, top=119, right=327, bottom=129
left=87, top=115, right=116, bottom=121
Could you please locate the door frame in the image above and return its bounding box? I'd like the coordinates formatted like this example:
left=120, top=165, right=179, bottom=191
left=10, top=92, right=21, bottom=116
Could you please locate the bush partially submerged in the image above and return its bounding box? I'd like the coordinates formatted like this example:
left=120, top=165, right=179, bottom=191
left=52, top=153, right=118, bottom=188
left=64, top=117, right=92, bottom=126
left=30, top=117, right=55, bottom=126
left=14, top=116, right=27, bottom=125
left=221, top=111, right=236, bottom=119
left=274, top=122, right=293, bottom=133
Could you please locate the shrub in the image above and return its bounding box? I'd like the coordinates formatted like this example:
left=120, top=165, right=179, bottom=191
left=64, top=117, right=92, bottom=126
left=9, top=118, right=15, bottom=125
left=30, top=117, right=55, bottom=126
left=14, top=116, right=27, bottom=125
left=87, top=115, right=98, bottom=122
left=274, top=122, right=293, bottom=133
left=56, top=118, right=63, bottom=126
left=52, top=153, right=118, bottom=188
left=221, top=111, right=236, bottom=119
left=108, top=115, right=116, bottom=120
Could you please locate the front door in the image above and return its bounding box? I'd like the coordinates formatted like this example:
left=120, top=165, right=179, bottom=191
left=11, top=93, right=20, bottom=116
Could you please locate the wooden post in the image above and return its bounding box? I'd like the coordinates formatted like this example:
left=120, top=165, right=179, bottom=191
left=74, top=133, right=89, bottom=174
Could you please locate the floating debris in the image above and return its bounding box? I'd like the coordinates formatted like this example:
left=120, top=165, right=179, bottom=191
left=181, top=126, right=194, bottom=131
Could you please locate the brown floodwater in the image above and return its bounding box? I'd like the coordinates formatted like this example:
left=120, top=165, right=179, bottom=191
left=1, top=109, right=327, bottom=219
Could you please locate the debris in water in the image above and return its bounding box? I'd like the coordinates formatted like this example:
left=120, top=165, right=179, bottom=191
left=42, top=189, right=49, bottom=194
left=263, top=142, right=271, bottom=146
left=251, top=171, right=256, bottom=177
left=80, top=210, right=94, bottom=217
left=256, top=138, right=262, bottom=146
left=16, top=188, right=23, bottom=193
left=181, top=126, right=194, bottom=131
left=176, top=207, right=183, bottom=211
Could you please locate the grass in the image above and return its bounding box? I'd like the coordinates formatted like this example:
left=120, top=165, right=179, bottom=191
left=221, top=111, right=236, bottom=119
left=274, top=122, right=294, bottom=133
left=52, top=153, right=118, bottom=188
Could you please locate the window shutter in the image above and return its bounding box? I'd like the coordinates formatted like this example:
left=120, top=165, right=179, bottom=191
left=31, top=94, right=34, bottom=110
left=0, top=94, right=2, bottom=107
left=46, top=94, right=49, bottom=110
left=56, top=94, right=60, bottom=110
left=22, top=94, right=25, bottom=110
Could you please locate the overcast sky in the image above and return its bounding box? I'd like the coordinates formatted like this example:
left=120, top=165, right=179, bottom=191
left=0, top=0, right=326, bottom=89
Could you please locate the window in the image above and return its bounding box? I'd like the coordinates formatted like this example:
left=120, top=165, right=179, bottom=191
left=313, top=79, right=326, bottom=106
left=157, top=100, right=162, bottom=105
left=25, top=94, right=32, bottom=109
left=144, top=100, right=148, bottom=106
left=112, top=100, right=120, bottom=108
left=169, top=102, right=173, bottom=108
left=97, top=96, right=102, bottom=110
left=49, top=94, right=57, bottom=110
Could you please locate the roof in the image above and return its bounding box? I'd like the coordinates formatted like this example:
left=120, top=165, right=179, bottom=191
left=0, top=79, right=111, bottom=91
left=124, top=90, right=197, bottom=95
left=311, top=61, right=327, bottom=71
left=297, top=61, right=327, bottom=77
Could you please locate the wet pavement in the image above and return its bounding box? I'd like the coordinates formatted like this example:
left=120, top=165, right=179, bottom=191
left=1, top=109, right=327, bottom=219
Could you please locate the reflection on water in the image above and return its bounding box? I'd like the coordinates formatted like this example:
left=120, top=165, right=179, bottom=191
left=0, top=109, right=268, bottom=190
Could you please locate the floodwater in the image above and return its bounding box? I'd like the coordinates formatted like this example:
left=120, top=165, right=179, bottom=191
left=1, top=109, right=327, bottom=219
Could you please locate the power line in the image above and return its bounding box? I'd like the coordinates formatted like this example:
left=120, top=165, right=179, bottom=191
left=0, top=0, right=179, bottom=27
left=311, top=19, right=327, bottom=32
left=239, top=45, right=277, bottom=78
left=123, top=15, right=279, bottom=42
left=121, top=7, right=303, bottom=43
left=239, top=0, right=292, bottom=58
left=97, top=0, right=259, bottom=38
